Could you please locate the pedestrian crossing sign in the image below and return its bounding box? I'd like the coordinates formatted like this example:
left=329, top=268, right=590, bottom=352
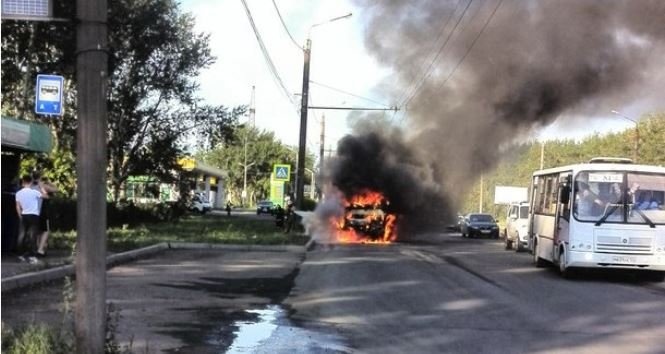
left=273, top=164, right=291, bottom=182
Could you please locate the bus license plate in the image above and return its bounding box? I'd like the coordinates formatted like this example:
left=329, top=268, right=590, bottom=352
left=612, top=255, right=637, bottom=264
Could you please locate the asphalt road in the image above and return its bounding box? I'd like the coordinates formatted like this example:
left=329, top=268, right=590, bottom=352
left=287, top=232, right=665, bottom=354
left=3, top=231, right=664, bottom=353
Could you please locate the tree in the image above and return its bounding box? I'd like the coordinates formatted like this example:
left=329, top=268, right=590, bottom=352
left=460, top=113, right=665, bottom=216
left=1, top=0, right=243, bottom=202
left=200, top=126, right=315, bottom=205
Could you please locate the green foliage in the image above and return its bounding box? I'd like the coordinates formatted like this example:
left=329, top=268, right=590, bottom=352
left=44, top=198, right=187, bottom=232
left=301, top=198, right=318, bottom=211
left=1, top=323, right=73, bottom=354
left=49, top=215, right=308, bottom=252
left=1, top=0, right=243, bottom=201
left=461, top=114, right=665, bottom=216
left=200, top=126, right=315, bottom=205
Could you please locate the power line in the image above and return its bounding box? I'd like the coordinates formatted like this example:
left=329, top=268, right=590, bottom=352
left=310, top=79, right=391, bottom=108
left=240, top=0, right=298, bottom=110
left=398, top=0, right=503, bottom=126
left=272, top=0, right=303, bottom=51
left=436, top=0, right=504, bottom=90
left=400, top=0, right=475, bottom=108
left=396, top=0, right=463, bottom=105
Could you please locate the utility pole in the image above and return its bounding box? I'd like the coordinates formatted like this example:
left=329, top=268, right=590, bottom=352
left=76, top=0, right=108, bottom=352
left=249, top=85, right=256, bottom=127
left=611, top=110, right=639, bottom=163
left=296, top=38, right=311, bottom=209
left=479, top=174, right=484, bottom=213
left=318, top=114, right=325, bottom=199
left=540, top=142, right=545, bottom=170
left=242, top=86, right=256, bottom=207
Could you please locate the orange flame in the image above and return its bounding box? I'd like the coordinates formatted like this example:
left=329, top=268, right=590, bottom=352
left=332, top=190, right=397, bottom=244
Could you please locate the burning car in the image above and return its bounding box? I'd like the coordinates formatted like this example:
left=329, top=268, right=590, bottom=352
left=334, top=190, right=397, bottom=243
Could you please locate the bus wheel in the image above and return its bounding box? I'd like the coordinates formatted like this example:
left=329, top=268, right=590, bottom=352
left=505, top=238, right=513, bottom=250
left=558, top=248, right=573, bottom=278
left=515, top=240, right=523, bottom=252
left=533, top=240, right=546, bottom=268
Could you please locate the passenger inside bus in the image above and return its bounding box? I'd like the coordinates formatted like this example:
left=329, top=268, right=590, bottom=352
left=575, top=181, right=605, bottom=218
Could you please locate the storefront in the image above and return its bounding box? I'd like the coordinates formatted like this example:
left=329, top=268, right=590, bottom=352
left=1, top=117, right=53, bottom=252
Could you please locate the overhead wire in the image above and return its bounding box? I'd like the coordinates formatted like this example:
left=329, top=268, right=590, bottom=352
left=399, top=0, right=475, bottom=109
left=271, top=0, right=303, bottom=51
left=395, top=0, right=463, bottom=106
left=309, top=80, right=391, bottom=108
left=240, top=0, right=298, bottom=111
left=398, top=0, right=504, bottom=125
left=435, top=0, right=504, bottom=90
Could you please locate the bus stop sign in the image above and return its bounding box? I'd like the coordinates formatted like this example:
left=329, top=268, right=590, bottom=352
left=35, top=74, right=64, bottom=116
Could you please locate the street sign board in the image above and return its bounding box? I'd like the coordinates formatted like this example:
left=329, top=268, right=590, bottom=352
left=1, top=0, right=52, bottom=21
left=273, top=164, right=291, bottom=182
left=35, top=74, right=64, bottom=115
left=270, top=180, right=285, bottom=207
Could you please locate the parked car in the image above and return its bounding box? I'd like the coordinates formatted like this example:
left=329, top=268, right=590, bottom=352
left=256, top=200, right=274, bottom=215
left=189, top=193, right=212, bottom=214
left=461, top=213, right=499, bottom=238
left=504, top=202, right=530, bottom=251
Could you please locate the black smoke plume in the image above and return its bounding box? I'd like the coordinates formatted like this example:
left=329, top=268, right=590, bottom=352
left=312, top=0, right=665, bottom=240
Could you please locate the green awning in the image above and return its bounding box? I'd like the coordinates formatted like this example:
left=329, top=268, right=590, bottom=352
left=1, top=116, right=52, bottom=153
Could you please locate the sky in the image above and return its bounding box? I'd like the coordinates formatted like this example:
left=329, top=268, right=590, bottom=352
left=180, top=0, right=647, bottom=153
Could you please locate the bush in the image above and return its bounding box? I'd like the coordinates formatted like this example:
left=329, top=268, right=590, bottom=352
left=48, top=198, right=187, bottom=231
left=1, top=323, right=73, bottom=354
left=301, top=198, right=318, bottom=211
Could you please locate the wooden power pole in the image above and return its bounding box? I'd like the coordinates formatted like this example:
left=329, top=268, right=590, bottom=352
left=75, top=0, right=109, bottom=352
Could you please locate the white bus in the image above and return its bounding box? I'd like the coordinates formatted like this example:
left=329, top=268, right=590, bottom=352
left=528, top=158, right=665, bottom=279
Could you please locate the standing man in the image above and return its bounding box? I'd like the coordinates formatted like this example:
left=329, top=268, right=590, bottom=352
left=36, top=176, right=59, bottom=258
left=15, top=175, right=45, bottom=263
left=284, top=199, right=295, bottom=233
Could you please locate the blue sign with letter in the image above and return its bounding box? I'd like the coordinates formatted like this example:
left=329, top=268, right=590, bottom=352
left=35, top=74, right=64, bottom=116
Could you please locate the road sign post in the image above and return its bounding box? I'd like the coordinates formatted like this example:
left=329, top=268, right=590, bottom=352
left=35, top=74, right=64, bottom=115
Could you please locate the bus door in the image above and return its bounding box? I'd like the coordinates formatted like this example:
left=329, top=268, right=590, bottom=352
left=554, top=173, right=572, bottom=255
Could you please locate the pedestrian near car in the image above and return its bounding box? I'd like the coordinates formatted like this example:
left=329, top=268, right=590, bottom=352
left=15, top=175, right=46, bottom=264
left=226, top=202, right=232, bottom=216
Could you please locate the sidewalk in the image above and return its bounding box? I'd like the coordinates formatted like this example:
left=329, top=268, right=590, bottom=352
left=1, top=250, right=75, bottom=279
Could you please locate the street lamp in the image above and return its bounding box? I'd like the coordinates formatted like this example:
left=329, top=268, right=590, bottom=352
left=611, top=110, right=639, bottom=162
left=295, top=12, right=352, bottom=209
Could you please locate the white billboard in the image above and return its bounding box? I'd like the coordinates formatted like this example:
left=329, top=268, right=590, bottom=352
left=494, top=186, right=528, bottom=205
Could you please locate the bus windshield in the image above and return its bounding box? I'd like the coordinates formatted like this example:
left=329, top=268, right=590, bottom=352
left=574, top=171, right=665, bottom=225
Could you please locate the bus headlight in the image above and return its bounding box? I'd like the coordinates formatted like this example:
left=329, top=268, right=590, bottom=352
left=571, top=242, right=593, bottom=252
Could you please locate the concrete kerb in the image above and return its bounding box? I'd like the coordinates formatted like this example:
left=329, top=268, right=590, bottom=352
left=2, top=242, right=306, bottom=293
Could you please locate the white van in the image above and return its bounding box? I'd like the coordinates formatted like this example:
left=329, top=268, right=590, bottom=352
left=504, top=202, right=530, bottom=251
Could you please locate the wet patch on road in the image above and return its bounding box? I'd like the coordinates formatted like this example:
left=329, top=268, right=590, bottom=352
left=156, top=268, right=349, bottom=353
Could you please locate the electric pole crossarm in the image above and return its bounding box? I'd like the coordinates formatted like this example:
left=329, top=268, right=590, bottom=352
left=309, top=106, right=399, bottom=111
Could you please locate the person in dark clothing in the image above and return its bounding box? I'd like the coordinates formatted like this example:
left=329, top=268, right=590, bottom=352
left=35, top=176, right=58, bottom=257
left=284, top=200, right=295, bottom=233
left=274, top=204, right=285, bottom=228
left=226, top=202, right=232, bottom=216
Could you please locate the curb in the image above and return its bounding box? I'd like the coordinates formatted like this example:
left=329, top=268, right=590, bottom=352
left=2, top=243, right=169, bottom=293
left=1, top=242, right=306, bottom=293
left=166, top=242, right=305, bottom=253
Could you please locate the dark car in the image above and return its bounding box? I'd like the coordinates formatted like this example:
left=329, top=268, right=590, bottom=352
left=460, top=213, right=499, bottom=238
left=256, top=201, right=274, bottom=215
